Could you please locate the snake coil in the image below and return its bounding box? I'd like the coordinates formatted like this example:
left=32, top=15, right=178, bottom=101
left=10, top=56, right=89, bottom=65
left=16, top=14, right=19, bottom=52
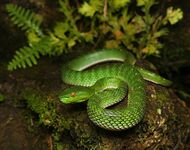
left=60, top=49, right=171, bottom=130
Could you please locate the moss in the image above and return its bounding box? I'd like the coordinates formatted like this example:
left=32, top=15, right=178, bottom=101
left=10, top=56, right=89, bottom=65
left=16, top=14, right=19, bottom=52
left=0, top=93, right=5, bottom=102
left=21, top=89, right=69, bottom=132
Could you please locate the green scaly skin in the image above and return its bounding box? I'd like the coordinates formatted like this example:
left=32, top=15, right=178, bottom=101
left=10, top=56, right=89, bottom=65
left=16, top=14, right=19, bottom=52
left=60, top=49, right=172, bottom=131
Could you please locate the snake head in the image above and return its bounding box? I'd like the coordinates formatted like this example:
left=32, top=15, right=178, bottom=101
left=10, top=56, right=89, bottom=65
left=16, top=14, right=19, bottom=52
left=59, top=86, right=94, bottom=104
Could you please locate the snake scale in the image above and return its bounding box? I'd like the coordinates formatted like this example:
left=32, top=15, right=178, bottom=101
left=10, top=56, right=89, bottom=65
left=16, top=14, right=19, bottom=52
left=59, top=49, right=172, bottom=131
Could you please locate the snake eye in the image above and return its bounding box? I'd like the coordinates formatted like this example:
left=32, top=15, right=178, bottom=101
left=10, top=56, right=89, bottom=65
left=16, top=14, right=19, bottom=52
left=70, top=92, right=76, bottom=97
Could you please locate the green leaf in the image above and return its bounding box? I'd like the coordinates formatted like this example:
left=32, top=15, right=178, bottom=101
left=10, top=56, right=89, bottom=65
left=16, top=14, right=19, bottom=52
left=81, top=32, right=94, bottom=42
left=6, top=4, right=43, bottom=36
left=54, top=22, right=69, bottom=39
left=153, top=28, right=169, bottom=38
left=165, top=7, right=183, bottom=25
left=0, top=93, right=5, bottom=102
left=67, top=38, right=76, bottom=48
left=27, top=32, right=41, bottom=44
left=105, top=40, right=120, bottom=48
left=79, top=2, right=97, bottom=17
left=8, top=37, right=52, bottom=70
left=136, top=0, right=148, bottom=6
left=112, top=0, right=131, bottom=9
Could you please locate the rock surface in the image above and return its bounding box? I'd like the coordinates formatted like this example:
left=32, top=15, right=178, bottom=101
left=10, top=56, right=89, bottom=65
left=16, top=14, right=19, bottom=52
left=0, top=59, right=190, bottom=150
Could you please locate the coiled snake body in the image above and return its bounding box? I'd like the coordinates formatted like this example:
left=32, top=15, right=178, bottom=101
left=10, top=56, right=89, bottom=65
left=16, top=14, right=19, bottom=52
left=60, top=49, right=171, bottom=131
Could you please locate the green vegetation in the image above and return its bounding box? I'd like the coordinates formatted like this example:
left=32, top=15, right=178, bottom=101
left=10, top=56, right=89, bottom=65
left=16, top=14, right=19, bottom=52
left=22, top=90, right=70, bottom=149
left=22, top=90, right=69, bottom=131
left=6, top=0, right=183, bottom=70
left=0, top=93, right=5, bottom=102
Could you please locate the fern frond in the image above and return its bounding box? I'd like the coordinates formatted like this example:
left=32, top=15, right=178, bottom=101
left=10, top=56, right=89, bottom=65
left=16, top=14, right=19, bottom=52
left=6, top=4, right=43, bottom=36
left=8, top=37, right=52, bottom=70
left=8, top=46, right=39, bottom=70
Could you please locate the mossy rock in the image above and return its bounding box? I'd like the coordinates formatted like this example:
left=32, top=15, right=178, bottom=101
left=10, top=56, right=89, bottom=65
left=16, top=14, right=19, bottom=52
left=59, top=81, right=190, bottom=149
left=0, top=58, right=189, bottom=150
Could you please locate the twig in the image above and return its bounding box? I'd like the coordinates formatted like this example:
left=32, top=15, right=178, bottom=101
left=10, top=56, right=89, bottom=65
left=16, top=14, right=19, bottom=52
left=48, top=135, right=53, bottom=150
left=103, top=0, right=108, bottom=17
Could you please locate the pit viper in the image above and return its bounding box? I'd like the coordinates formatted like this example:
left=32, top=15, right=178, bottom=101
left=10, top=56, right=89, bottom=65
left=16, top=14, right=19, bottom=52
left=59, top=49, right=172, bottom=131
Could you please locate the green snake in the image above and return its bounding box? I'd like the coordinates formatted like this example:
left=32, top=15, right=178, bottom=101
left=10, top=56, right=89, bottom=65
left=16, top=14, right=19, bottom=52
left=59, top=49, right=171, bottom=131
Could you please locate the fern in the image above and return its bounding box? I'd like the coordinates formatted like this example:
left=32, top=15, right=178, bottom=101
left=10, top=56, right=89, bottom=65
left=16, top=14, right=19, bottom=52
left=8, top=37, right=52, bottom=70
left=6, top=2, right=183, bottom=70
left=8, top=46, right=39, bottom=70
left=6, top=4, right=43, bottom=36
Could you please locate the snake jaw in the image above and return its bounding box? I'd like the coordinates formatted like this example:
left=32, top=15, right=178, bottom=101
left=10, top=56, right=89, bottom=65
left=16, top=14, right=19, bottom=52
left=59, top=86, right=94, bottom=104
